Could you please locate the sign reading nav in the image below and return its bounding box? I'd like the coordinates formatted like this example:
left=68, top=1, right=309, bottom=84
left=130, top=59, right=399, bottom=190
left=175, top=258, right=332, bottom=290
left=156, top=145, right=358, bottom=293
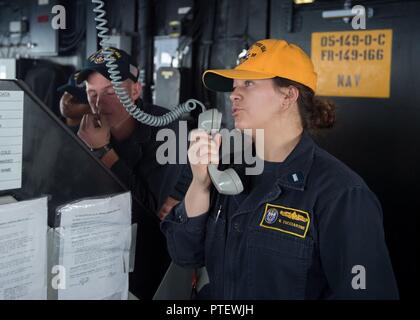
left=311, top=29, right=393, bottom=98
left=0, top=90, right=23, bottom=191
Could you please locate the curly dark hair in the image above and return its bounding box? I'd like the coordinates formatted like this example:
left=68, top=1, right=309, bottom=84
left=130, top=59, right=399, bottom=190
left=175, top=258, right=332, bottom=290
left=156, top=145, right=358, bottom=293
left=272, top=77, right=336, bottom=132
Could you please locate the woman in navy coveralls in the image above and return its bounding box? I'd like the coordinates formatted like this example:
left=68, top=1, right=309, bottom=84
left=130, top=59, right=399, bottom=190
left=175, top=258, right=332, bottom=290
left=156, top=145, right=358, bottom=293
left=161, top=39, right=399, bottom=299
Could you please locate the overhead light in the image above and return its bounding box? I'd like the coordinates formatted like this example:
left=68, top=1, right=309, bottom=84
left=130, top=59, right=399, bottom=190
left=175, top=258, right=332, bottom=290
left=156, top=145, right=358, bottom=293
left=322, top=1, right=373, bottom=22
left=322, top=8, right=374, bottom=20
left=294, top=0, right=315, bottom=4
left=322, top=9, right=359, bottom=19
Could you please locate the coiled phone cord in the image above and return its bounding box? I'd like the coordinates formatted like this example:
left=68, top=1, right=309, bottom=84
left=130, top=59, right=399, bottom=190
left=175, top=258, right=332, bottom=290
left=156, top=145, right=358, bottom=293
left=91, top=0, right=205, bottom=126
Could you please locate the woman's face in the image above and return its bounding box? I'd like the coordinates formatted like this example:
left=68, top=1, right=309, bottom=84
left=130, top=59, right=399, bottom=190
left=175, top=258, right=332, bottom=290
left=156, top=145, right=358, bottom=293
left=229, top=78, right=285, bottom=131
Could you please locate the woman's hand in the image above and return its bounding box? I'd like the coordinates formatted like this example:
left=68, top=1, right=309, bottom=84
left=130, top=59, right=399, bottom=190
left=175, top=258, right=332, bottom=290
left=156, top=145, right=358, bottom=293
left=187, top=129, right=222, bottom=190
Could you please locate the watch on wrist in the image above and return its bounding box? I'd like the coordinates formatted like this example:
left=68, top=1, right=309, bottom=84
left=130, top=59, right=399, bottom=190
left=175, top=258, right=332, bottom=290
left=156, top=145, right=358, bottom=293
left=90, top=143, right=112, bottom=159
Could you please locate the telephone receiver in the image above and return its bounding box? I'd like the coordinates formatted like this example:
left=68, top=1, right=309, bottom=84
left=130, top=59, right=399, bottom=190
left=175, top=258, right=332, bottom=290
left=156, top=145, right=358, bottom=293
left=197, top=109, right=244, bottom=195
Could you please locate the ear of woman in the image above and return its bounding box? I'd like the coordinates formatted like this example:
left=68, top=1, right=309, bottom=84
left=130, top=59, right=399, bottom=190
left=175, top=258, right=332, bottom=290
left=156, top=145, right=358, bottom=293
left=276, top=85, right=299, bottom=111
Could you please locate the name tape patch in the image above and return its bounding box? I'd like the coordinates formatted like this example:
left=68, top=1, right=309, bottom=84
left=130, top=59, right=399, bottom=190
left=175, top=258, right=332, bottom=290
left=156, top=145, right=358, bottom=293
left=259, top=203, right=310, bottom=238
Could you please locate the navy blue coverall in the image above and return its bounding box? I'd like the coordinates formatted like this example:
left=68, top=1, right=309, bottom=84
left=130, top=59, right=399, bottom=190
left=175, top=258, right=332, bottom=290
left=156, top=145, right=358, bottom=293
left=161, top=131, right=399, bottom=299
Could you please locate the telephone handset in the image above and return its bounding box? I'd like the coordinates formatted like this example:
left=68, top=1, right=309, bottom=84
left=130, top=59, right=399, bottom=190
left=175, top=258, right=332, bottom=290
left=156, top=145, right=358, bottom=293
left=198, top=109, right=244, bottom=195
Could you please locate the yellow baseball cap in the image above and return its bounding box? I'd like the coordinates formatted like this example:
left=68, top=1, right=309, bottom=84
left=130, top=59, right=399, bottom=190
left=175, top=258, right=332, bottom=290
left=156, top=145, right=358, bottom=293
left=202, top=39, right=317, bottom=93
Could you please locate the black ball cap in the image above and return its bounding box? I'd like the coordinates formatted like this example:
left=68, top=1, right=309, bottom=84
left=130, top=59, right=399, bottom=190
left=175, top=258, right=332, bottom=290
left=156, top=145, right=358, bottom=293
left=57, top=71, right=89, bottom=104
left=76, top=47, right=139, bottom=84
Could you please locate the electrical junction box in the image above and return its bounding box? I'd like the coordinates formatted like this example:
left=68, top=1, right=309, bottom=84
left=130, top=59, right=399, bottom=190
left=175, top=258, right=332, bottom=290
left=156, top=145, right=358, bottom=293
left=9, top=21, right=28, bottom=34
